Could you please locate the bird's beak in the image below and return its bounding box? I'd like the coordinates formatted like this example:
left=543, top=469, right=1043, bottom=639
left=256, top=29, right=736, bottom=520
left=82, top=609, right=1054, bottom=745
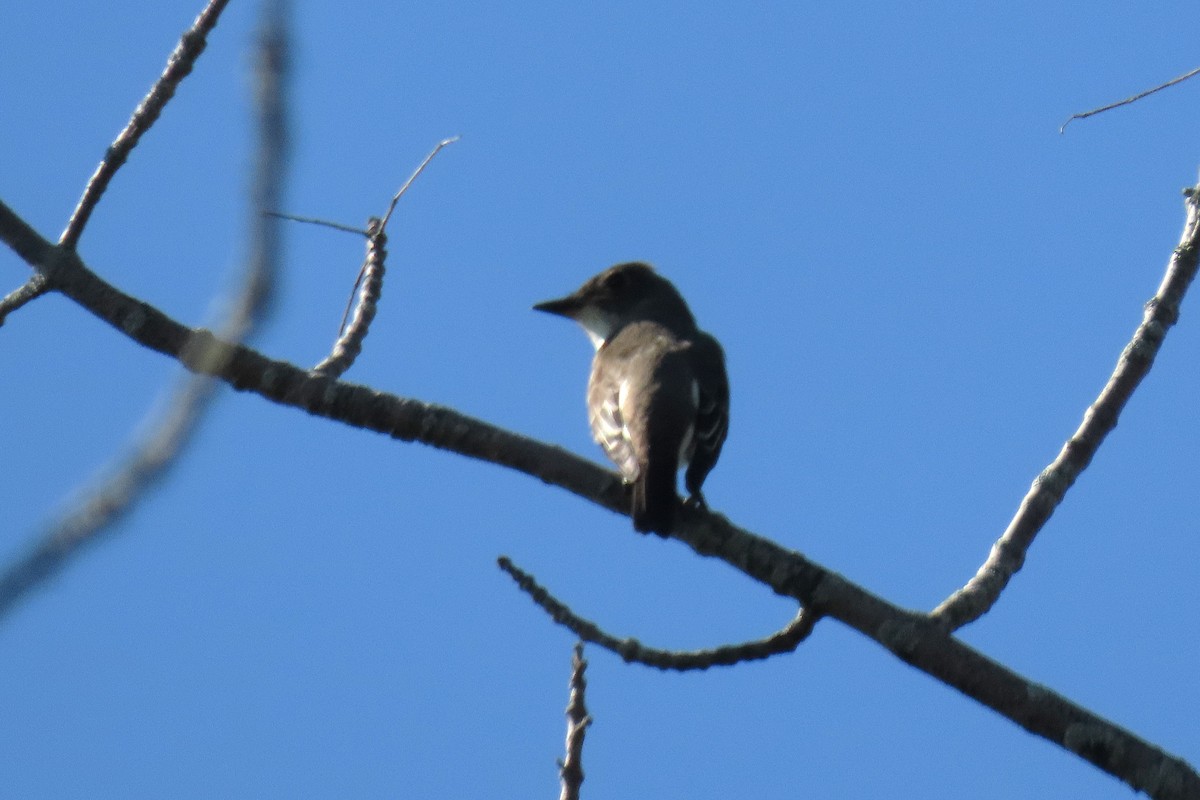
left=532, top=294, right=581, bottom=318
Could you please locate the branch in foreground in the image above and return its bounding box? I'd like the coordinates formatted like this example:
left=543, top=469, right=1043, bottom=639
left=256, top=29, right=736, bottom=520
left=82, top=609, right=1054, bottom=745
left=932, top=184, right=1200, bottom=631
left=1060, top=65, right=1200, bottom=133
left=60, top=0, right=232, bottom=250
left=499, top=557, right=818, bottom=671
left=558, top=643, right=591, bottom=800
left=0, top=1, right=290, bottom=617
left=1, top=189, right=1198, bottom=795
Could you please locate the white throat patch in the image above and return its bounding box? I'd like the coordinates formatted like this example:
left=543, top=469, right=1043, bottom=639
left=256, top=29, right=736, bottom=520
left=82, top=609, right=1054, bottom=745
left=575, top=307, right=616, bottom=351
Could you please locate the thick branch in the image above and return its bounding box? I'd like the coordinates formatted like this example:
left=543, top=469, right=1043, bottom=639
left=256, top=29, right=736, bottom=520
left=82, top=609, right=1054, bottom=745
left=667, top=511, right=1200, bottom=799
left=1, top=191, right=1197, bottom=795
left=0, top=196, right=628, bottom=508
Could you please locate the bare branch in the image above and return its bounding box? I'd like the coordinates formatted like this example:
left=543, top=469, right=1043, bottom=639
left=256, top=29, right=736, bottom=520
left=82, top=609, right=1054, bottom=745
left=2, top=195, right=627, bottom=517
left=673, top=514, right=1200, bottom=800
left=0, top=0, right=291, bottom=618
left=0, top=274, right=50, bottom=326
left=1, top=175, right=1198, bottom=797
left=1060, top=65, right=1200, bottom=133
left=313, top=218, right=386, bottom=378
left=315, top=137, right=460, bottom=375
left=266, top=137, right=458, bottom=377
left=499, top=557, right=818, bottom=671
left=378, top=135, right=460, bottom=230
left=558, top=643, right=591, bottom=800
left=60, top=0, right=231, bottom=250
left=932, top=184, right=1200, bottom=631
left=264, top=211, right=367, bottom=236
left=1, top=2, right=229, bottom=324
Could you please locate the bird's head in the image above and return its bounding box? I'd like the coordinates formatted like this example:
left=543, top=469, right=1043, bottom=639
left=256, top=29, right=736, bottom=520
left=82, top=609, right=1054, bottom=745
left=533, top=262, right=696, bottom=349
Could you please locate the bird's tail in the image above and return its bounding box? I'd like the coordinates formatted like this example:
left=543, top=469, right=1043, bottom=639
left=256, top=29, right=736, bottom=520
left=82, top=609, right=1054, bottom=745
left=631, top=458, right=677, bottom=536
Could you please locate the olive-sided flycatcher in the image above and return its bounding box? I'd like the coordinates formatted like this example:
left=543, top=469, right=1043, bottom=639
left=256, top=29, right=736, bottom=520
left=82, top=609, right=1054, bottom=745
left=534, top=262, right=729, bottom=535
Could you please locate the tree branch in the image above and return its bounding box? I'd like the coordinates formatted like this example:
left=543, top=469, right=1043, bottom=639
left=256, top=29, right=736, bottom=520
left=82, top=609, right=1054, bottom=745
left=932, top=183, right=1200, bottom=630
left=667, top=511, right=1200, bottom=799
left=312, top=218, right=386, bottom=378
left=558, top=643, right=591, bottom=800
left=499, top=556, right=818, bottom=670
left=1, top=174, right=1198, bottom=800
left=60, top=0, right=231, bottom=250
left=0, top=274, right=50, bottom=326
left=1061, top=65, right=1200, bottom=133
left=312, top=136, right=458, bottom=378
left=2, top=188, right=1198, bottom=794
left=2, top=188, right=1198, bottom=795
left=0, top=0, right=291, bottom=618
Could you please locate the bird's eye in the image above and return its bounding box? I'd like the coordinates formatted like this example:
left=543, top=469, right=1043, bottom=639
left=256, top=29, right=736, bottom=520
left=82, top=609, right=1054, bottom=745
left=604, top=270, right=627, bottom=292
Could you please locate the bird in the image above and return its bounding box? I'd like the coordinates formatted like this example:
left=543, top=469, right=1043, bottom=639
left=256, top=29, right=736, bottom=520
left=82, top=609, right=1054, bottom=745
left=533, top=262, right=729, bottom=535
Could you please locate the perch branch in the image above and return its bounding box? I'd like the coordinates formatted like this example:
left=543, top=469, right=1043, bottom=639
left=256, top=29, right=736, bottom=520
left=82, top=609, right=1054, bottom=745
left=1, top=174, right=1198, bottom=799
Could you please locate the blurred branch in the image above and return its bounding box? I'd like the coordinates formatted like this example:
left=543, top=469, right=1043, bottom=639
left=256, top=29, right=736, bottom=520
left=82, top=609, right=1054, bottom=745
left=0, top=274, right=49, bottom=326
left=558, top=643, right=591, bottom=800
left=499, top=557, right=818, bottom=671
left=1, top=178, right=1198, bottom=795
left=932, top=183, right=1200, bottom=631
left=61, top=0, right=232, bottom=250
left=0, top=0, right=290, bottom=617
left=1061, top=65, right=1200, bottom=133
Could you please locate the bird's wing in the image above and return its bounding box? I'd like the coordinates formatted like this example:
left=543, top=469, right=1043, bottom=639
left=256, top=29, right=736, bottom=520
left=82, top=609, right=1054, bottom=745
left=587, top=361, right=641, bottom=482
left=684, top=331, right=729, bottom=499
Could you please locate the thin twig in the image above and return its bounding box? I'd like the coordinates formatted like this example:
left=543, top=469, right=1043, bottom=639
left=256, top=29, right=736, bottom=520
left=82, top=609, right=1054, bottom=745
left=310, top=136, right=459, bottom=376
left=1060, top=65, right=1200, bottom=133
left=0, top=0, right=290, bottom=617
left=558, top=643, right=591, bottom=800
left=378, top=135, right=460, bottom=229
left=264, top=211, right=367, bottom=237
left=0, top=274, right=50, bottom=326
left=498, top=557, right=819, bottom=671
left=60, top=0, right=231, bottom=249
left=932, top=183, right=1200, bottom=630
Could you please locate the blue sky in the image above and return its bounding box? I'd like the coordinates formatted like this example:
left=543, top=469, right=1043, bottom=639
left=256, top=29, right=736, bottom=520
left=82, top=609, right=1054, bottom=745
left=3, top=2, right=1199, bottom=798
